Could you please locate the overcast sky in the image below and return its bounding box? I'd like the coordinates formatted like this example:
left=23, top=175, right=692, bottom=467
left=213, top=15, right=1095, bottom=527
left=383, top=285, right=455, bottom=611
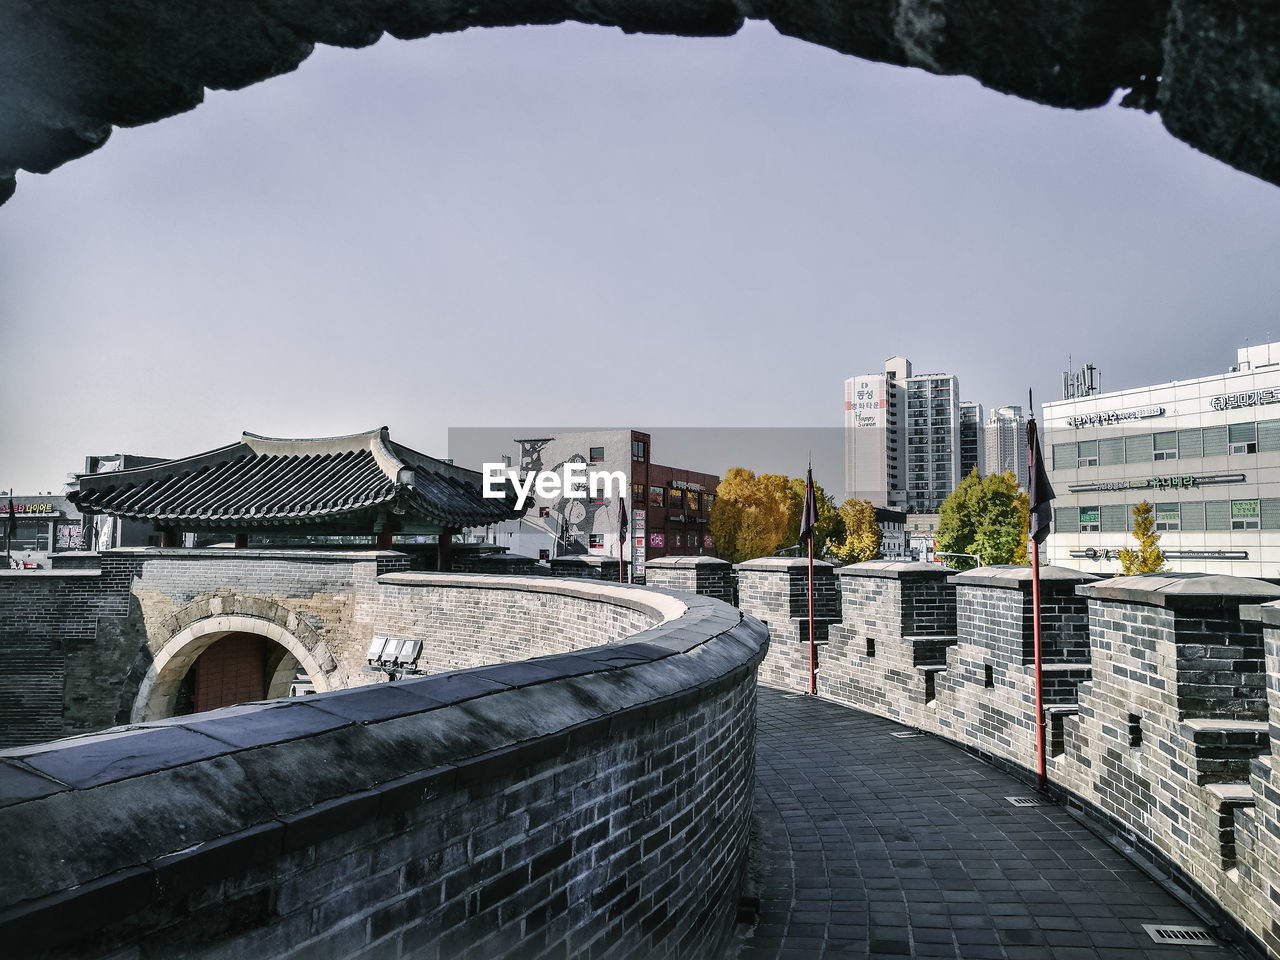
left=3, top=21, right=1280, bottom=495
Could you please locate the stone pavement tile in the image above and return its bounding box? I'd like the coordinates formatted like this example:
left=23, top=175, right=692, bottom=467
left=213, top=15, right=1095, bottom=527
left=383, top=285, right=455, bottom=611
left=737, top=687, right=1250, bottom=960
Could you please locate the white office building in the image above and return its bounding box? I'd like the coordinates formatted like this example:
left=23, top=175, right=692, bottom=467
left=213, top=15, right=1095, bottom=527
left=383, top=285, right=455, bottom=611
left=985, top=405, right=1029, bottom=488
left=845, top=356, right=961, bottom=513
left=1044, top=340, right=1280, bottom=578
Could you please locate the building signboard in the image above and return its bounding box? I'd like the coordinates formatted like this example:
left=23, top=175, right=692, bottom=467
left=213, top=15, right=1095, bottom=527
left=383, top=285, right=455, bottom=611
left=1065, top=406, right=1164, bottom=428
left=1079, top=507, right=1100, bottom=525
left=2, top=502, right=58, bottom=515
left=1232, top=500, right=1259, bottom=521
left=632, top=509, right=646, bottom=576
left=1211, top=389, right=1280, bottom=411
left=1067, top=472, right=1245, bottom=493
left=846, top=377, right=886, bottom=429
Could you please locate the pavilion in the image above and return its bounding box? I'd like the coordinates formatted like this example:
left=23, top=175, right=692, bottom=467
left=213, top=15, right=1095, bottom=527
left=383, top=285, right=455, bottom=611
left=68, top=426, right=519, bottom=567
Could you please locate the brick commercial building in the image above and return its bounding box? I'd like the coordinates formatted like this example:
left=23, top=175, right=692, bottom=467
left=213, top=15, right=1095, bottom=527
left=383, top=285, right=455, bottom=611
left=2, top=495, right=84, bottom=567
left=471, top=430, right=719, bottom=578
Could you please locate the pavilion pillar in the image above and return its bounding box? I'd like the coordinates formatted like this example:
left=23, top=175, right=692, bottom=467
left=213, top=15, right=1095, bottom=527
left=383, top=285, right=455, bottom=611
left=376, top=523, right=393, bottom=551
left=234, top=534, right=248, bottom=549
left=438, top=528, right=456, bottom=572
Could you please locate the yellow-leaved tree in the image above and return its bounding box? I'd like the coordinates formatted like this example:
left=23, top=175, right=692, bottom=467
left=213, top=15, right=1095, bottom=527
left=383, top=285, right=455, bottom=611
left=829, top=499, right=881, bottom=563
left=1118, top=500, right=1166, bottom=574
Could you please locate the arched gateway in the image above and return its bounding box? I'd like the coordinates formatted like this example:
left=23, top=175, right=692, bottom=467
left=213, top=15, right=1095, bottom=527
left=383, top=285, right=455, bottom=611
left=132, top=613, right=332, bottom=723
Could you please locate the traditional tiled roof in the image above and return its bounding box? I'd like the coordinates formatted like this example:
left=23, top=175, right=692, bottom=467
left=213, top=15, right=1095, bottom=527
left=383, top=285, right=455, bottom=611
left=68, top=427, right=518, bottom=531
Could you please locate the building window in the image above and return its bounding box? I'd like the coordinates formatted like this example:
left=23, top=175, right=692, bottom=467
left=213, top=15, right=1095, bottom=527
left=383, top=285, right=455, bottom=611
left=589, top=533, right=605, bottom=550
left=632, top=483, right=644, bottom=502
left=669, top=489, right=684, bottom=509
left=1055, top=507, right=1079, bottom=533
left=632, top=440, right=647, bottom=461
left=589, top=446, right=605, bottom=463
left=1124, top=434, right=1153, bottom=463
left=1079, top=506, right=1100, bottom=532
left=1202, top=425, right=1228, bottom=457
left=1052, top=443, right=1077, bottom=470
left=1205, top=500, right=1231, bottom=530
left=1100, top=504, right=1128, bottom=533
left=1153, top=432, right=1178, bottom=461
left=1155, top=502, right=1180, bottom=531
left=1181, top=502, right=1206, bottom=531
left=650, top=486, right=664, bottom=507
left=539, top=507, right=550, bottom=518
left=1178, top=428, right=1204, bottom=459
left=1229, top=423, right=1258, bottom=455
left=705, top=494, right=715, bottom=509
left=1099, top=437, right=1125, bottom=466
left=1231, top=499, right=1260, bottom=530
left=687, top=491, right=700, bottom=512
left=1077, top=440, right=1098, bottom=467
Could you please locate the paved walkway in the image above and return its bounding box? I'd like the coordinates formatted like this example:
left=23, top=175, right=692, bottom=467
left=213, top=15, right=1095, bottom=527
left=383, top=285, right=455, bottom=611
left=739, top=687, right=1242, bottom=960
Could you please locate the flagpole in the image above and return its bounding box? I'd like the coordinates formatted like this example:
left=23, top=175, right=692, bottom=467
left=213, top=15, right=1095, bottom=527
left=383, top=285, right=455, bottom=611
left=1029, top=390, right=1047, bottom=789
left=808, top=527, right=816, bottom=695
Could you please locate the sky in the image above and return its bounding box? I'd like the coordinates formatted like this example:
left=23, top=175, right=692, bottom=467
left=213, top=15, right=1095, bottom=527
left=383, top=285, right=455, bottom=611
left=3, top=20, right=1280, bottom=495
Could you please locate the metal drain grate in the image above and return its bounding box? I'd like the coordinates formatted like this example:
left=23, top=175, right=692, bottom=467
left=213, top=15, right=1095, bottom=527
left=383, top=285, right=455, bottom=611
left=1005, top=796, right=1049, bottom=807
left=1141, top=924, right=1219, bottom=946
left=889, top=731, right=924, bottom=739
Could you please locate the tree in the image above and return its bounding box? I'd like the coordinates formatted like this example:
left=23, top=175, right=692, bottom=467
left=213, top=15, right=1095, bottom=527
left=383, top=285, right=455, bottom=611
left=709, top=469, right=840, bottom=563
left=1118, top=500, right=1166, bottom=574
left=828, top=499, right=882, bottom=563
left=935, top=468, right=1030, bottom=570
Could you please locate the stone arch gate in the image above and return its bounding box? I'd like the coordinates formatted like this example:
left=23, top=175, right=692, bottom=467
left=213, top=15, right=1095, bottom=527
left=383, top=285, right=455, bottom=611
left=129, top=595, right=348, bottom=723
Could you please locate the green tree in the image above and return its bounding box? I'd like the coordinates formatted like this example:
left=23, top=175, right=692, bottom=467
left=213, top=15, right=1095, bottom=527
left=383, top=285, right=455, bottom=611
left=828, top=499, right=882, bottom=563
left=1118, top=500, right=1166, bottom=574
left=935, top=468, right=1030, bottom=570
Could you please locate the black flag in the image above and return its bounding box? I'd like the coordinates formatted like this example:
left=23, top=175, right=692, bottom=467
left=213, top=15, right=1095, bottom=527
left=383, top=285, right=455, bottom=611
left=619, top=498, right=628, bottom=543
left=1027, top=417, right=1055, bottom=544
left=799, top=467, right=818, bottom=546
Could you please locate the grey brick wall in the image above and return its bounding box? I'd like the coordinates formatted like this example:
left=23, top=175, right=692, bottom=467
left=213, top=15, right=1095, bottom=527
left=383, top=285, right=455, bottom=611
left=644, top=557, right=734, bottom=605
left=735, top=558, right=839, bottom=692
left=742, top=564, right=1280, bottom=957
left=0, top=581, right=767, bottom=960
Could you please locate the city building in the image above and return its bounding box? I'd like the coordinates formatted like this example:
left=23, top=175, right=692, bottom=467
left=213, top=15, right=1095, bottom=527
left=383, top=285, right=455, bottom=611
left=1044, top=340, right=1280, bottom=577
left=475, top=430, right=719, bottom=576
left=959, top=401, right=985, bottom=480
left=844, top=357, right=907, bottom=510
left=2, top=495, right=85, bottom=567
left=876, top=507, right=908, bottom=559
left=845, top=356, right=962, bottom=513
left=985, top=405, right=1029, bottom=488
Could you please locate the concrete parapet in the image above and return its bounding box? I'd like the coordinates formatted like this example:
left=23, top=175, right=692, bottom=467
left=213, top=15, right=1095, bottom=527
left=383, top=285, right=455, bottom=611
left=736, top=557, right=839, bottom=691
left=642, top=556, right=734, bottom=605
left=0, top=577, right=767, bottom=960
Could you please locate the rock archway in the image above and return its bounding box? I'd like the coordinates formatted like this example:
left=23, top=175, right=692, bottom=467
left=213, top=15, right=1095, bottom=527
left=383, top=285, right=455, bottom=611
left=131, top=612, right=336, bottom=722
left=0, top=1, right=1277, bottom=208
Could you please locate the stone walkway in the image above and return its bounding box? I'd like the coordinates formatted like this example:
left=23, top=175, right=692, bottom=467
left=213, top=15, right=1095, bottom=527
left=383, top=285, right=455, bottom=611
left=739, top=687, right=1243, bottom=960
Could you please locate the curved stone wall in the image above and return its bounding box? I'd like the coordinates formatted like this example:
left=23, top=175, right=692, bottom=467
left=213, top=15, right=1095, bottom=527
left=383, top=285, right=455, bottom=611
left=0, top=575, right=768, bottom=960
left=1, top=0, right=1277, bottom=206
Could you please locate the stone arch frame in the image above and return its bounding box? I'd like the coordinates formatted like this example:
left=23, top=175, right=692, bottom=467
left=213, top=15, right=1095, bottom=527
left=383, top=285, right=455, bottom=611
left=129, top=595, right=348, bottom=723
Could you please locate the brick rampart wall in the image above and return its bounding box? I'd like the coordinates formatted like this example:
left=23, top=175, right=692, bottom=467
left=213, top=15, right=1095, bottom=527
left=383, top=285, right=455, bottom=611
left=669, top=563, right=1280, bottom=958
left=0, top=578, right=767, bottom=960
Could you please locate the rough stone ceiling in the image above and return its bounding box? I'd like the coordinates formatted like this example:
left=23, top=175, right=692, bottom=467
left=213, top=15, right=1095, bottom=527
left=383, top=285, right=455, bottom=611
left=1, top=0, right=1277, bottom=207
